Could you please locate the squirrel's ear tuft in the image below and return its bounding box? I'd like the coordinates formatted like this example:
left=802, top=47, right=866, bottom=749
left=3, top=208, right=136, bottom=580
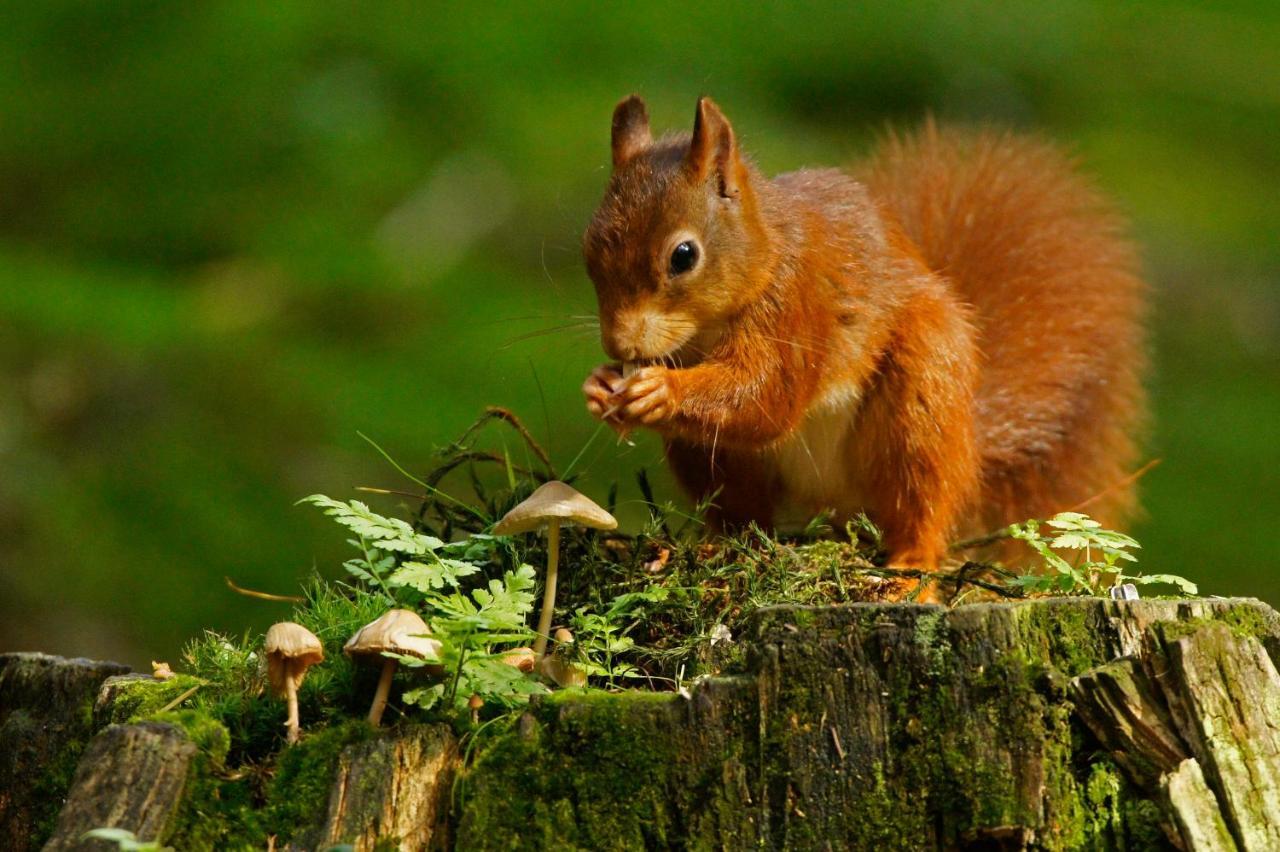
left=686, top=97, right=744, bottom=199
left=611, top=95, right=651, bottom=169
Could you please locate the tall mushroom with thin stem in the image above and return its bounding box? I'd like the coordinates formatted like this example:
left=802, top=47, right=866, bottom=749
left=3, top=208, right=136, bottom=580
left=264, top=622, right=324, bottom=744
left=345, top=609, right=442, bottom=726
left=493, top=481, right=617, bottom=658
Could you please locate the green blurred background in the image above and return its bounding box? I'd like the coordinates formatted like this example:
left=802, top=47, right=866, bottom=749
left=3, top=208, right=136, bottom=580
left=1, top=2, right=1276, bottom=668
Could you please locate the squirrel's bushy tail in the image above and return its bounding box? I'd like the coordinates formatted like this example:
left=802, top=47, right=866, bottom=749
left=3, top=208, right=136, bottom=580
left=861, top=121, right=1148, bottom=533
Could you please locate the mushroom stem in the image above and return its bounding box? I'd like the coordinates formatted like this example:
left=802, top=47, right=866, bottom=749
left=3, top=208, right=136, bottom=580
left=532, top=519, right=561, bottom=658
left=284, top=673, right=300, bottom=744
left=368, top=658, right=397, bottom=726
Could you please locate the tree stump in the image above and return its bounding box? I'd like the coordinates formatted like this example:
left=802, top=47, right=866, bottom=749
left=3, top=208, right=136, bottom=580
left=3, top=597, right=1279, bottom=851
left=0, top=654, right=129, bottom=848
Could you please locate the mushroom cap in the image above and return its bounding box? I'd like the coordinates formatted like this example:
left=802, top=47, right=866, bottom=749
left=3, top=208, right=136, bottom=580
left=493, top=481, right=617, bottom=535
left=499, top=647, right=536, bottom=673
left=536, top=655, right=588, bottom=688
left=343, top=609, right=441, bottom=663
left=264, top=622, right=324, bottom=696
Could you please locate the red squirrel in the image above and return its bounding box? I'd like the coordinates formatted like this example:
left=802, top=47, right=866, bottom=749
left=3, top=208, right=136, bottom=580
left=581, top=95, right=1147, bottom=593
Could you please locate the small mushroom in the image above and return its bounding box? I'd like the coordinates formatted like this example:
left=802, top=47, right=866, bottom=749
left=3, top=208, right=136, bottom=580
left=264, top=622, right=325, bottom=744
left=493, top=481, right=616, bottom=657
left=536, top=657, right=588, bottom=688
left=536, top=627, right=588, bottom=688
left=468, top=693, right=484, bottom=725
left=344, top=609, right=441, bottom=726
left=499, top=646, right=537, bottom=673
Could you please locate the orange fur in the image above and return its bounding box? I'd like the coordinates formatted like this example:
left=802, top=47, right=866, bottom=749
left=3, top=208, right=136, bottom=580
left=582, top=97, right=1147, bottom=577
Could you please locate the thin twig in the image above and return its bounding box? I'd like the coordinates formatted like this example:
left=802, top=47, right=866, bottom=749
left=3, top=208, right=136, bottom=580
left=950, top=458, right=1163, bottom=553
left=225, top=577, right=304, bottom=603
left=1069, top=458, right=1162, bottom=513
left=948, top=527, right=1017, bottom=552
left=157, top=684, right=201, bottom=713
left=358, top=432, right=489, bottom=523
left=356, top=486, right=425, bottom=499
left=457, top=407, right=557, bottom=479
left=424, top=450, right=540, bottom=489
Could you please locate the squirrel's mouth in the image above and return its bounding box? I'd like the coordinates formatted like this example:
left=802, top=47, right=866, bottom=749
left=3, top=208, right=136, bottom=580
left=622, top=347, right=705, bottom=377
left=621, top=360, right=649, bottom=379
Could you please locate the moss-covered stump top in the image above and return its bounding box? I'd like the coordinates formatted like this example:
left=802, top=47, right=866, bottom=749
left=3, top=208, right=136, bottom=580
left=458, top=597, right=1279, bottom=851
left=6, top=597, right=1280, bottom=851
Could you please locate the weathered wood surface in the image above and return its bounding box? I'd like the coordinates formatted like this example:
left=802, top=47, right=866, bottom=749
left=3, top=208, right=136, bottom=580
left=0, top=653, right=129, bottom=849
left=1072, top=621, right=1280, bottom=851
left=291, top=724, right=457, bottom=851
left=1161, top=759, right=1236, bottom=851
left=4, top=597, right=1280, bottom=851
left=42, top=723, right=197, bottom=851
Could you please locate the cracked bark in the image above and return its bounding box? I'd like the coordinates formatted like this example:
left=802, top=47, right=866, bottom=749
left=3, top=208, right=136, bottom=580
left=1072, top=622, right=1280, bottom=851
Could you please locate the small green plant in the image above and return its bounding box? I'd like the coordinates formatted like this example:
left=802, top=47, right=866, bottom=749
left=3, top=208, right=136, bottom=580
left=300, top=495, right=548, bottom=722
left=398, top=562, right=549, bottom=715
left=569, top=603, right=643, bottom=687
left=1008, top=512, right=1197, bottom=596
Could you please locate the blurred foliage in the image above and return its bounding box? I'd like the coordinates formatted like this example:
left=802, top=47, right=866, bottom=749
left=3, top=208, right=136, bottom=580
left=0, top=1, right=1276, bottom=667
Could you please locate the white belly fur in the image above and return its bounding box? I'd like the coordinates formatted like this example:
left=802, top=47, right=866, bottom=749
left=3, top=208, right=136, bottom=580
left=771, top=384, right=867, bottom=528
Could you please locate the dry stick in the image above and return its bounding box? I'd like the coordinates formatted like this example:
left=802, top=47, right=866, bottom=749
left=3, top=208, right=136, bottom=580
left=947, top=527, right=1017, bottom=553
left=409, top=408, right=561, bottom=538
left=224, top=577, right=304, bottom=604
left=368, top=658, right=398, bottom=726
left=457, top=406, right=557, bottom=479
left=948, top=458, right=1163, bottom=553
left=1068, top=457, right=1162, bottom=513
left=356, top=486, right=426, bottom=499
left=870, top=563, right=1023, bottom=599
left=532, top=520, right=561, bottom=658
left=157, top=684, right=201, bottom=714
left=424, top=450, right=540, bottom=489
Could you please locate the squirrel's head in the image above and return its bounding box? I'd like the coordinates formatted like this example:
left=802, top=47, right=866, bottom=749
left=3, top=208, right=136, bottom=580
left=583, top=95, right=775, bottom=365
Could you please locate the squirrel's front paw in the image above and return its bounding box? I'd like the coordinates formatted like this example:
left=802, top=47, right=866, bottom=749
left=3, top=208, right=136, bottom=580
left=583, top=364, right=624, bottom=422
left=612, top=366, right=676, bottom=426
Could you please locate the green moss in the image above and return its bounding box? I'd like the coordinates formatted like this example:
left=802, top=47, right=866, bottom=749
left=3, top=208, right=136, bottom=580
left=98, top=675, right=206, bottom=726
left=458, top=693, right=687, bottom=850
left=1014, top=601, right=1114, bottom=677
left=144, top=712, right=255, bottom=851
left=35, top=600, right=1260, bottom=849
left=152, top=709, right=231, bottom=765
left=264, top=719, right=375, bottom=843
left=913, top=609, right=950, bottom=675
left=1153, top=604, right=1277, bottom=646
left=22, top=709, right=90, bottom=848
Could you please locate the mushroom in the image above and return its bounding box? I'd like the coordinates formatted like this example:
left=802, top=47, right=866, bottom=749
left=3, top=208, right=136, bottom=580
left=344, top=609, right=442, bottom=726
left=493, top=481, right=617, bottom=658
left=536, top=630, right=588, bottom=688
left=536, top=656, right=588, bottom=688
left=264, top=622, right=325, bottom=744
left=499, top=646, right=537, bottom=673
left=468, top=693, right=484, bottom=726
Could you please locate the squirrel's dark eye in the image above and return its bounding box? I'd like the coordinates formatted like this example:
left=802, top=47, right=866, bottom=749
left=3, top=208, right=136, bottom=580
left=668, top=240, right=699, bottom=276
